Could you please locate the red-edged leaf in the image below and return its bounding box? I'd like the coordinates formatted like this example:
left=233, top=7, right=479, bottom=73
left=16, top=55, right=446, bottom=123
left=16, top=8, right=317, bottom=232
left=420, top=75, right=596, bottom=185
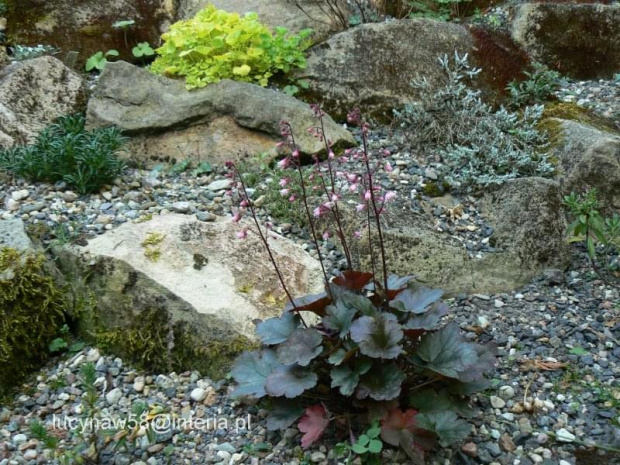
left=381, top=408, right=436, bottom=464
left=284, top=292, right=331, bottom=316
left=366, top=274, right=416, bottom=300
left=298, top=404, right=330, bottom=448
left=332, top=271, right=374, bottom=291
left=381, top=408, right=418, bottom=446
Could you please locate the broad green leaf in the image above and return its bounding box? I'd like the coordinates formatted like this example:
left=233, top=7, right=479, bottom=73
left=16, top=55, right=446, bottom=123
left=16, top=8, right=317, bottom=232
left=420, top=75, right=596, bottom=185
left=408, top=388, right=474, bottom=417
left=265, top=364, right=317, bottom=398
left=231, top=349, right=279, bottom=398
left=328, top=348, right=348, bottom=366
left=105, top=49, right=119, bottom=57
left=276, top=328, right=322, bottom=366
left=323, top=300, right=357, bottom=337
left=341, top=292, right=377, bottom=316
left=368, top=439, right=383, bottom=454
left=390, top=286, right=443, bottom=314
left=256, top=312, right=299, bottom=345
left=233, top=64, right=251, bottom=76
left=356, top=363, right=405, bottom=401
left=416, top=411, right=471, bottom=447
left=265, top=400, right=304, bottom=431
left=85, top=52, right=103, bottom=72
left=350, top=314, right=403, bottom=359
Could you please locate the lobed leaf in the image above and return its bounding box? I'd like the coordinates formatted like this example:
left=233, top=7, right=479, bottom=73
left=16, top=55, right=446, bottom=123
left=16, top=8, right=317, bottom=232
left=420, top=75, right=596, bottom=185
left=330, top=359, right=372, bottom=396
left=298, top=404, right=329, bottom=448
left=256, top=312, right=300, bottom=345
left=276, top=328, right=323, bottom=366
left=265, top=364, right=318, bottom=398
left=350, top=314, right=403, bottom=359
left=403, top=301, right=449, bottom=331
left=390, top=286, right=443, bottom=314
left=356, top=363, right=405, bottom=401
left=265, top=400, right=304, bottom=431
left=323, top=300, right=357, bottom=337
left=231, top=349, right=279, bottom=398
left=284, top=291, right=331, bottom=316
left=332, top=270, right=374, bottom=291
left=415, top=411, right=471, bottom=447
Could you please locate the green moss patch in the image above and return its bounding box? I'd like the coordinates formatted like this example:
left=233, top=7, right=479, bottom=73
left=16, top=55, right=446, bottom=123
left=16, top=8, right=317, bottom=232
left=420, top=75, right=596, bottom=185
left=0, top=248, right=65, bottom=394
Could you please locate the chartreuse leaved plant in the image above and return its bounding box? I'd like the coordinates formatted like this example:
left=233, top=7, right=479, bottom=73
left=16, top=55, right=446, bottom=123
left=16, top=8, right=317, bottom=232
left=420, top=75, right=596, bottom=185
left=228, top=105, right=496, bottom=462
left=150, top=5, right=312, bottom=89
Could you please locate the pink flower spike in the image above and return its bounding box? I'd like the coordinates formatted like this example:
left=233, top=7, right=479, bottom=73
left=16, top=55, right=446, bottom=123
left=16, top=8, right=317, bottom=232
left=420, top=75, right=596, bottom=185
left=280, top=188, right=290, bottom=197
left=385, top=191, right=397, bottom=202
left=236, top=229, right=248, bottom=239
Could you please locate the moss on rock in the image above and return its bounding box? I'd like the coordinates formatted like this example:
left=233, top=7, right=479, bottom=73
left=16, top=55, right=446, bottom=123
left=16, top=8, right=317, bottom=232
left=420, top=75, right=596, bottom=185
left=0, top=248, right=65, bottom=394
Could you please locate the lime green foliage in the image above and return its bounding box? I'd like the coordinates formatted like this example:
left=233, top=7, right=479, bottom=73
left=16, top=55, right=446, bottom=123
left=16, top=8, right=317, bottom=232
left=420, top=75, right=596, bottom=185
left=0, top=248, right=65, bottom=393
left=0, top=114, right=128, bottom=194
left=85, top=49, right=120, bottom=71
left=150, top=5, right=313, bottom=89
left=142, top=232, right=165, bottom=262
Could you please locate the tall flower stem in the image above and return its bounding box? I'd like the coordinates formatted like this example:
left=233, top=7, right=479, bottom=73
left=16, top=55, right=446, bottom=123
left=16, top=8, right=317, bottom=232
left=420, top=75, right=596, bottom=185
left=360, top=126, right=389, bottom=303
left=285, top=126, right=333, bottom=298
left=231, top=164, right=307, bottom=325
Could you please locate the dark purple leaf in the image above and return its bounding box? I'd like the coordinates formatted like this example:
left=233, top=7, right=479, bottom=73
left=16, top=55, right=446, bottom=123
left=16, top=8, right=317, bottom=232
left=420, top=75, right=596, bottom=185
left=277, top=328, right=323, bottom=366
left=366, top=274, right=416, bottom=299
left=416, top=411, right=471, bottom=447
left=332, top=270, right=374, bottom=291
left=330, top=359, right=372, bottom=396
left=356, top=363, right=405, bottom=401
left=265, top=364, right=318, bottom=398
left=350, top=314, right=403, bottom=359
left=390, top=286, right=444, bottom=314
left=412, top=323, right=495, bottom=382
left=231, top=349, right=279, bottom=398
left=284, top=292, right=331, bottom=316
left=256, top=313, right=300, bottom=345
left=322, top=300, right=357, bottom=337
left=403, top=302, right=449, bottom=331
left=266, top=400, right=304, bottom=431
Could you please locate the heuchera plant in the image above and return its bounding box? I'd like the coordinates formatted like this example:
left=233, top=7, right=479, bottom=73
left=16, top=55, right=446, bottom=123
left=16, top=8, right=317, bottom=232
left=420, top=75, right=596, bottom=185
left=227, top=106, right=496, bottom=463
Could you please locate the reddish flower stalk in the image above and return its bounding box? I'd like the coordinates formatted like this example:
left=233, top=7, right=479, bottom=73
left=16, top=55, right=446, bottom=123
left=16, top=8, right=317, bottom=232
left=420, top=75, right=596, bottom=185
left=281, top=123, right=334, bottom=299
left=228, top=162, right=307, bottom=326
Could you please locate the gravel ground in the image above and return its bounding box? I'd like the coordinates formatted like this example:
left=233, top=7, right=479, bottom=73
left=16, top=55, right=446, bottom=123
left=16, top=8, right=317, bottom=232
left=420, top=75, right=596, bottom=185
left=2, top=85, right=620, bottom=465
left=555, top=78, right=620, bottom=123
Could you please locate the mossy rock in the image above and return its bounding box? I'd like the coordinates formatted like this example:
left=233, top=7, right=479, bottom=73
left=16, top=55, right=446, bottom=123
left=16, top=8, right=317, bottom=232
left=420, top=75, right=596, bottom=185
left=0, top=248, right=66, bottom=394
left=4, top=0, right=176, bottom=69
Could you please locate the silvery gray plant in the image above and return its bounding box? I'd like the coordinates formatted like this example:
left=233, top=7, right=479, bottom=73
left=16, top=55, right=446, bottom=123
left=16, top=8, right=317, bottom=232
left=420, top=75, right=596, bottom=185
left=394, top=52, right=554, bottom=190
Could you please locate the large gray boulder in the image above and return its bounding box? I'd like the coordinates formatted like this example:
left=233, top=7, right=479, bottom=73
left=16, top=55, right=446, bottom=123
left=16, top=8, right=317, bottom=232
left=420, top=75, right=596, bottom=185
left=297, top=18, right=474, bottom=120
left=0, top=218, right=34, bottom=252
left=0, top=56, right=86, bottom=148
left=548, top=119, right=620, bottom=210
left=479, top=177, right=570, bottom=272
left=54, top=214, right=324, bottom=377
left=178, top=0, right=346, bottom=39
left=87, top=61, right=356, bottom=165
left=511, top=3, right=620, bottom=79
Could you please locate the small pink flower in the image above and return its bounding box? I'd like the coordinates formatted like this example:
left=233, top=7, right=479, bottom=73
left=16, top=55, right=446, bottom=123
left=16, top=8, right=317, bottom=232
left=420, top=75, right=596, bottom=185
left=288, top=194, right=296, bottom=202
left=384, top=191, right=397, bottom=203
left=240, top=199, right=249, bottom=208
left=347, top=174, right=357, bottom=183
left=385, top=162, right=393, bottom=172
left=349, top=183, right=358, bottom=192
left=383, top=149, right=391, bottom=157
left=277, top=157, right=290, bottom=169
left=313, top=206, right=322, bottom=217
left=331, top=193, right=339, bottom=202
left=236, top=229, right=248, bottom=239
left=322, top=231, right=331, bottom=240
left=279, top=178, right=289, bottom=187
left=328, top=151, right=335, bottom=159
left=280, top=188, right=290, bottom=197
left=364, top=190, right=371, bottom=201
left=292, top=149, right=300, bottom=159
left=354, top=230, right=362, bottom=239
left=356, top=204, right=366, bottom=212
left=231, top=209, right=242, bottom=223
